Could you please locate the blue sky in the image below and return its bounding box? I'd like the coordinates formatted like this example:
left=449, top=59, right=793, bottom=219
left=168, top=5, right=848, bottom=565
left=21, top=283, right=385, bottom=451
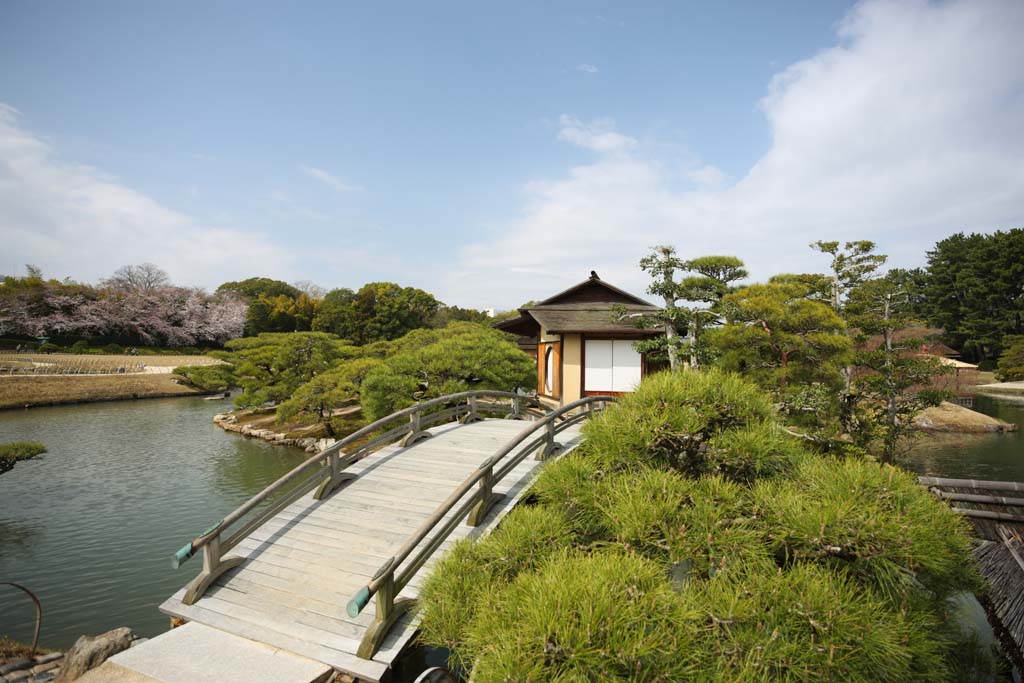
left=1, top=0, right=1022, bottom=308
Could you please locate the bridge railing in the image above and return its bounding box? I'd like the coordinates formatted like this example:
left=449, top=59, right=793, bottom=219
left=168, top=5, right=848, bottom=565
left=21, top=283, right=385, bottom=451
left=346, top=394, right=617, bottom=659
left=170, top=390, right=543, bottom=605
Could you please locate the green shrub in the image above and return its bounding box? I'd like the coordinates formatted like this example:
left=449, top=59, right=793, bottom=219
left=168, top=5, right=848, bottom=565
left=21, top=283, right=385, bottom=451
left=173, top=364, right=234, bottom=392
left=360, top=323, right=534, bottom=420
left=706, top=421, right=808, bottom=483
left=0, top=441, right=47, bottom=475
left=528, top=450, right=607, bottom=538
left=276, top=358, right=385, bottom=435
left=697, top=563, right=947, bottom=682
left=102, top=343, right=123, bottom=354
left=597, top=470, right=772, bottom=581
left=417, top=505, right=575, bottom=667
left=995, top=336, right=1024, bottom=381
left=463, top=551, right=704, bottom=683
left=419, top=371, right=983, bottom=681
left=581, top=368, right=776, bottom=475
left=751, top=456, right=980, bottom=605
left=38, top=342, right=60, bottom=353
left=69, top=340, right=89, bottom=354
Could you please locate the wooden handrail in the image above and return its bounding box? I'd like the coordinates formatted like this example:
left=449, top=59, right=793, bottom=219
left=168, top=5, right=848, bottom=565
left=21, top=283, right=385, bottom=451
left=170, top=390, right=542, bottom=605
left=346, top=395, right=616, bottom=658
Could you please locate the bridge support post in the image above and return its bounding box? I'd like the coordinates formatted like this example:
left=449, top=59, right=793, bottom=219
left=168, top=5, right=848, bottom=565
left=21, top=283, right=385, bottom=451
left=314, top=450, right=356, bottom=500
left=467, top=459, right=504, bottom=526
left=182, top=535, right=242, bottom=605
left=356, top=567, right=416, bottom=660
left=504, top=396, right=524, bottom=420
left=459, top=395, right=483, bottom=424
left=401, top=409, right=432, bottom=447
left=535, top=420, right=563, bottom=461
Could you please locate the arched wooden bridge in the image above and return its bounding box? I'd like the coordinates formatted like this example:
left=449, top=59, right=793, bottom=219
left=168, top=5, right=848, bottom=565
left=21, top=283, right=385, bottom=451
left=149, top=391, right=613, bottom=683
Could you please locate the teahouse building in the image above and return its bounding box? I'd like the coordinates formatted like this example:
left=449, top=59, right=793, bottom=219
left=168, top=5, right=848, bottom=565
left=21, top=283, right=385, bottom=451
left=496, top=272, right=664, bottom=407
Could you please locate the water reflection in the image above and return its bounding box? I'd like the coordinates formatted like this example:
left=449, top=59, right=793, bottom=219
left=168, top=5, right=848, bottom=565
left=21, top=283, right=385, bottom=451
left=0, top=396, right=304, bottom=649
left=903, top=394, right=1024, bottom=480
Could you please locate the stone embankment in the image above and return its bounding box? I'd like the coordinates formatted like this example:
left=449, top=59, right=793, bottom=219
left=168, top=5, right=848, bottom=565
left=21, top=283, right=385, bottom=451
left=214, top=412, right=336, bottom=453
left=0, top=652, right=63, bottom=683
left=0, top=629, right=146, bottom=683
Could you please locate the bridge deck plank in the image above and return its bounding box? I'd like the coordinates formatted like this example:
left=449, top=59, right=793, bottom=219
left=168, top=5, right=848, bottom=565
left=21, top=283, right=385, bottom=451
left=161, top=418, right=582, bottom=681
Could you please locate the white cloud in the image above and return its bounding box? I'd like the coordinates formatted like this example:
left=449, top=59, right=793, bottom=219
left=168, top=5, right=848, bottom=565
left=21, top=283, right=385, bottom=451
left=299, top=164, right=363, bottom=193
left=576, top=63, right=599, bottom=74
left=445, top=0, right=1024, bottom=308
left=0, top=104, right=294, bottom=288
left=557, top=115, right=637, bottom=154
left=685, top=164, right=726, bottom=189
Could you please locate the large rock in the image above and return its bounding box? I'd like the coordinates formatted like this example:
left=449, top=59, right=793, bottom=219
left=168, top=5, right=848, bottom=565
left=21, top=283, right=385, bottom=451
left=54, top=627, right=134, bottom=682
left=913, top=401, right=1018, bottom=433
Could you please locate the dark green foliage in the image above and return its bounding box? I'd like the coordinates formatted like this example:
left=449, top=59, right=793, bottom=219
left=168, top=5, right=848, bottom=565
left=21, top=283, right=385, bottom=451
left=430, top=305, right=491, bottom=327
left=38, top=342, right=60, bottom=353
left=751, top=456, right=980, bottom=604
left=218, top=277, right=313, bottom=335
left=230, top=332, right=346, bottom=407
left=597, top=470, right=773, bottom=580
left=216, top=277, right=301, bottom=300
left=275, top=357, right=384, bottom=436
left=996, top=335, right=1024, bottom=381
left=528, top=451, right=607, bottom=538
left=103, top=343, right=123, bottom=354
left=922, top=229, right=1024, bottom=362
left=713, top=281, right=852, bottom=391
left=420, top=371, right=983, bottom=681
left=632, top=246, right=748, bottom=369
left=417, top=505, right=576, bottom=668
left=173, top=364, right=234, bottom=392
left=360, top=323, right=534, bottom=420
left=69, top=340, right=89, bottom=354
left=845, top=270, right=953, bottom=462
left=705, top=421, right=807, bottom=483
left=580, top=368, right=776, bottom=475
left=311, top=282, right=439, bottom=344
left=463, top=551, right=704, bottom=683
left=0, top=441, right=47, bottom=475
left=810, top=240, right=888, bottom=311
left=697, top=563, right=944, bottom=682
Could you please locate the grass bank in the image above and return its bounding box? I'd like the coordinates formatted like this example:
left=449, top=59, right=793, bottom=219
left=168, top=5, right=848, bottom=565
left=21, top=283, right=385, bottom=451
left=0, top=374, right=207, bottom=409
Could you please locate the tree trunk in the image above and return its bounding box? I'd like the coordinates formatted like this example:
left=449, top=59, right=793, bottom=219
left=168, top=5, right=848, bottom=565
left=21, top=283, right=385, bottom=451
left=882, top=295, right=896, bottom=464
left=662, top=272, right=679, bottom=370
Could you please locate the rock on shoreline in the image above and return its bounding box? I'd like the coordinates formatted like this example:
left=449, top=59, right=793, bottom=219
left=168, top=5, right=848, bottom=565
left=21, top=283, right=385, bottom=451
left=0, top=629, right=147, bottom=683
left=912, top=401, right=1018, bottom=433
left=213, top=412, right=336, bottom=453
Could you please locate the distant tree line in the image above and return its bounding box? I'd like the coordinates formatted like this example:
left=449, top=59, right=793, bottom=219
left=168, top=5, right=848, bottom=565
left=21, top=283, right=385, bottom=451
left=917, top=228, right=1024, bottom=363
left=1, top=267, right=494, bottom=350
left=0, top=264, right=247, bottom=347
left=215, top=278, right=491, bottom=343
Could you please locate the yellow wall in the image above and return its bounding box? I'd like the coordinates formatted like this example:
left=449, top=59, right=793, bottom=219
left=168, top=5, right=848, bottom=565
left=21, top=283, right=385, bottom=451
left=539, top=325, right=560, bottom=343
left=561, top=333, right=582, bottom=403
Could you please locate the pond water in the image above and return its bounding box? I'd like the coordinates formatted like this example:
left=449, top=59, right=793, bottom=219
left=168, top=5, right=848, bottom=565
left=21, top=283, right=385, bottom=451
left=903, top=394, right=1024, bottom=480
left=0, top=391, right=1021, bottom=658
left=0, top=396, right=305, bottom=649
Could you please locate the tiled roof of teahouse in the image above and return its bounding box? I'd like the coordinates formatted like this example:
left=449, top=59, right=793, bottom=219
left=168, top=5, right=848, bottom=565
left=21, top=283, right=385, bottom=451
left=494, top=273, right=662, bottom=335
left=526, top=302, right=660, bottom=334
left=536, top=273, right=656, bottom=307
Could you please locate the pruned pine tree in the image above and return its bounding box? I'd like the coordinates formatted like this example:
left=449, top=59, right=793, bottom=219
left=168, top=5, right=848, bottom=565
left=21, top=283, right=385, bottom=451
left=846, top=270, right=951, bottom=463
left=810, top=241, right=888, bottom=312
left=633, top=246, right=746, bottom=370
left=715, top=281, right=851, bottom=390
left=811, top=240, right=888, bottom=433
